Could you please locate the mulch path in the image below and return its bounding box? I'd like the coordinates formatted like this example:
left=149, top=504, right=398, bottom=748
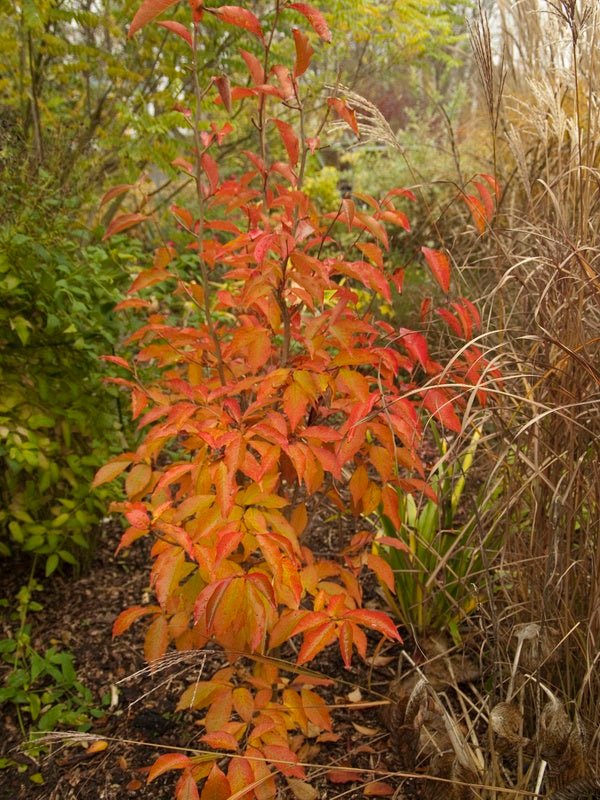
left=0, top=516, right=406, bottom=800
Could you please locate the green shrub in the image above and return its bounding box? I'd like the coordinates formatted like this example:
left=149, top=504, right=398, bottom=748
left=0, top=158, right=139, bottom=573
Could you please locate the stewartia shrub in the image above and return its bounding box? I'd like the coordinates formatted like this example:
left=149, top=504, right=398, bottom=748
left=96, top=1, right=496, bottom=797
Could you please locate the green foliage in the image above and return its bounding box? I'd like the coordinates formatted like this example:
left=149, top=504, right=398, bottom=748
left=0, top=580, right=102, bottom=739
left=376, top=426, right=496, bottom=642
left=303, top=165, right=342, bottom=211
left=0, top=145, right=140, bottom=569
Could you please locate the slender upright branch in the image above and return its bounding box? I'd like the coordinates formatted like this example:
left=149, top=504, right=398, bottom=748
left=191, top=23, right=226, bottom=386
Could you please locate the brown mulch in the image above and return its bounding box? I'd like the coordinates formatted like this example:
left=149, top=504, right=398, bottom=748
left=0, top=516, right=406, bottom=800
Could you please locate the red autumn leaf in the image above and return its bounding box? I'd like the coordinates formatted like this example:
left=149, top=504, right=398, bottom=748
left=473, top=180, right=495, bottom=221
left=464, top=193, right=487, bottom=233
left=421, top=387, right=462, bottom=432
left=283, top=381, right=310, bottom=431
left=213, top=75, right=232, bottom=114
left=292, top=27, right=314, bottom=76
left=459, top=296, right=482, bottom=330
left=421, top=246, right=451, bottom=293
left=100, top=183, right=132, bottom=207
left=112, top=604, right=160, bottom=638
left=296, top=621, right=337, bottom=664
left=420, top=296, right=432, bottom=321
left=273, top=119, right=299, bottom=166
left=328, top=97, right=359, bottom=137
left=103, top=212, right=149, bottom=240
left=436, top=308, right=463, bottom=337
left=398, top=328, right=429, bottom=368
left=212, top=6, right=263, bottom=40
left=240, top=49, right=265, bottom=84
left=344, top=609, right=401, bottom=641
left=262, top=744, right=305, bottom=779
left=480, top=171, right=501, bottom=198
left=201, top=152, right=219, bottom=193
left=125, top=506, right=150, bottom=529
left=338, top=620, right=353, bottom=668
left=327, top=768, right=361, bottom=784
left=156, top=20, right=192, bottom=46
left=366, top=553, right=395, bottom=593
left=289, top=3, right=332, bottom=42
left=148, top=753, right=192, bottom=783
left=451, top=301, right=473, bottom=339
left=129, top=0, right=179, bottom=37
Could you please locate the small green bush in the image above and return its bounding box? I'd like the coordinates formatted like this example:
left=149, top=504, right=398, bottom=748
left=0, top=153, right=140, bottom=574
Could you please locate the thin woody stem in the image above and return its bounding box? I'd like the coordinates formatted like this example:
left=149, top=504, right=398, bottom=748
left=192, top=23, right=226, bottom=386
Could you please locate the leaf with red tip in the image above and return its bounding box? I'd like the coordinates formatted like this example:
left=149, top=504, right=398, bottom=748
left=289, top=3, right=332, bottom=42
left=103, top=213, right=149, bottom=240
left=156, top=20, right=192, bottom=46
left=212, top=6, right=263, bottom=39
left=292, top=27, right=314, bottom=76
left=148, top=753, right=191, bottom=783
left=328, top=97, right=359, bottom=137
left=421, top=246, right=450, bottom=293
left=129, top=0, right=179, bottom=37
left=273, top=119, right=299, bottom=166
